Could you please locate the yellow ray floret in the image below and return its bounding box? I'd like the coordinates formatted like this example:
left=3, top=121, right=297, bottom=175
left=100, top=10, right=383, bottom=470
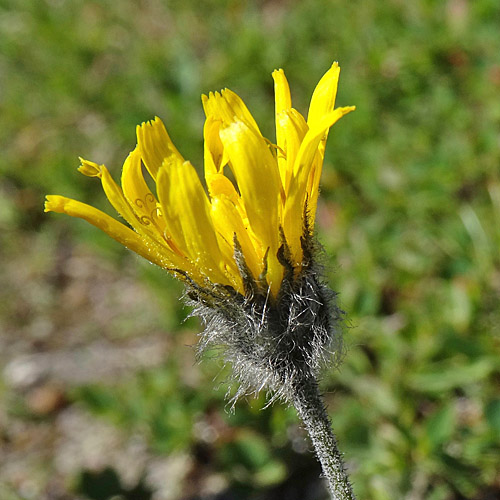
left=45, top=62, right=354, bottom=299
left=44, top=196, right=171, bottom=269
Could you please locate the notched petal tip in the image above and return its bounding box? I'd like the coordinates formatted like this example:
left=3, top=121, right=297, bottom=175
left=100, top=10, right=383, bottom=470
left=137, top=116, right=162, bottom=133
left=44, top=194, right=65, bottom=213
left=272, top=68, right=287, bottom=86
left=78, top=158, right=103, bottom=178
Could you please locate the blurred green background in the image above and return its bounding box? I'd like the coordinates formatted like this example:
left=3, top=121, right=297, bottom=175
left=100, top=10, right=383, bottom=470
left=1, top=0, right=500, bottom=499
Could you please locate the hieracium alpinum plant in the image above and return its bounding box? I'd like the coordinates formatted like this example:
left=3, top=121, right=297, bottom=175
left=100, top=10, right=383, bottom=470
left=45, top=62, right=356, bottom=499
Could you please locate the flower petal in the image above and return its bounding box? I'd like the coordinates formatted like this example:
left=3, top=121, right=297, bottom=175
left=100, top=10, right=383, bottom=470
left=121, top=148, right=164, bottom=231
left=78, top=157, right=141, bottom=231
left=156, top=158, right=229, bottom=285
left=44, top=195, right=169, bottom=268
left=121, top=147, right=186, bottom=258
left=305, top=105, right=356, bottom=222
left=206, top=172, right=240, bottom=204
left=284, top=106, right=355, bottom=264
left=203, top=90, right=261, bottom=136
left=203, top=115, right=238, bottom=205
left=203, top=115, right=228, bottom=175
left=294, top=107, right=354, bottom=182
left=219, top=120, right=279, bottom=252
left=276, top=108, right=308, bottom=195
left=272, top=69, right=292, bottom=116
left=80, top=153, right=205, bottom=279
left=222, top=89, right=262, bottom=134
left=136, top=117, right=184, bottom=181
left=272, top=69, right=293, bottom=188
left=307, top=62, right=341, bottom=128
left=211, top=194, right=262, bottom=282
left=219, top=120, right=283, bottom=295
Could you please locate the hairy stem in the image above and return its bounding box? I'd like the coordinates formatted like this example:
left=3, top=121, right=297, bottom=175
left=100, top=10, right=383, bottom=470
left=290, top=377, right=356, bottom=500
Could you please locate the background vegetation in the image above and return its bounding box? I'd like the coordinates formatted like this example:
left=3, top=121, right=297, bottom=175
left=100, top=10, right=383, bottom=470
left=1, top=0, right=499, bottom=499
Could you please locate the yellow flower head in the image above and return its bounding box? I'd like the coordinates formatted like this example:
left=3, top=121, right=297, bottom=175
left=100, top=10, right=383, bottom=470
left=45, top=62, right=354, bottom=299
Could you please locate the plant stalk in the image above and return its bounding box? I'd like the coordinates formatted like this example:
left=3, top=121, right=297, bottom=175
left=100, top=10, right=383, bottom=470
left=290, top=377, right=356, bottom=500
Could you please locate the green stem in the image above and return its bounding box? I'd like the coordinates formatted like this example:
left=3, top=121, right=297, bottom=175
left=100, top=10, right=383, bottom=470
left=290, top=377, right=356, bottom=500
